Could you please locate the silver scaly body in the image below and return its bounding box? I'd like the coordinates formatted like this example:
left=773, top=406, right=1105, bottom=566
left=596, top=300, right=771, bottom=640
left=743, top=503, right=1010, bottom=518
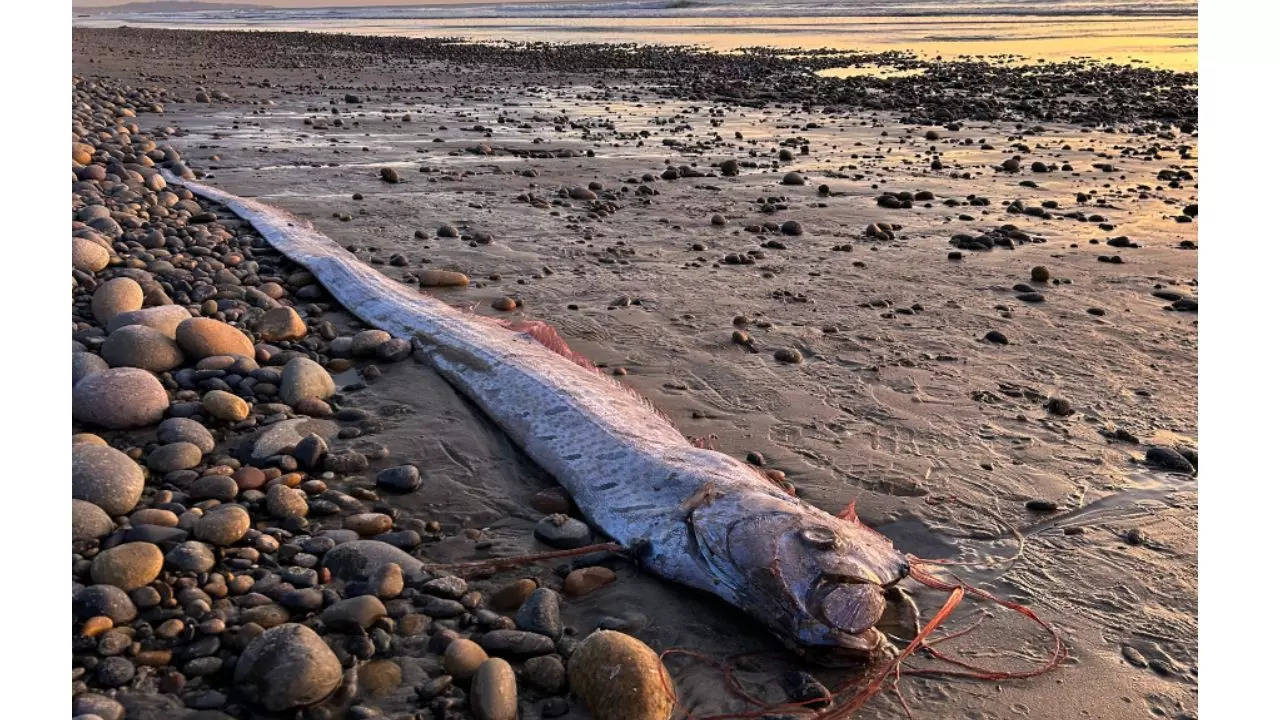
left=164, top=171, right=909, bottom=658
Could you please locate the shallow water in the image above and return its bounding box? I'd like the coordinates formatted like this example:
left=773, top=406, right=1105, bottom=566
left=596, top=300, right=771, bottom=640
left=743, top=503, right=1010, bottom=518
left=74, top=8, right=1197, bottom=71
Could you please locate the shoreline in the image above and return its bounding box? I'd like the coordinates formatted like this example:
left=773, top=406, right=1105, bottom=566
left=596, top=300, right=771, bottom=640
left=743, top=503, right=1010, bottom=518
left=72, top=25, right=1198, bottom=720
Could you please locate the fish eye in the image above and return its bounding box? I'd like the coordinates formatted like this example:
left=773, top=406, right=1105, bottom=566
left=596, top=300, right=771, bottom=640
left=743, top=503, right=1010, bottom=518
left=800, top=526, right=837, bottom=550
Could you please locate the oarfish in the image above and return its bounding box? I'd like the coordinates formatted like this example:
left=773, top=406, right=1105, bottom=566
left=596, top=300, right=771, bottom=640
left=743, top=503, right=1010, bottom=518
left=163, top=171, right=910, bottom=660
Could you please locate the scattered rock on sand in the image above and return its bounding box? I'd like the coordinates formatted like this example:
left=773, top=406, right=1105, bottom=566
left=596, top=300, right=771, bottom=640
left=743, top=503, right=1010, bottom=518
left=324, top=539, right=426, bottom=582
left=176, top=317, right=255, bottom=359
left=72, top=351, right=108, bottom=386
left=107, top=304, right=191, bottom=338
left=418, top=269, right=469, bottom=287
left=203, top=389, right=250, bottom=422
left=194, top=504, right=251, bottom=546
left=72, top=236, right=110, bottom=273
left=568, top=630, right=674, bottom=720
left=470, top=658, right=518, bottom=720
left=90, top=541, right=164, bottom=590
left=157, top=417, right=216, bottom=453
left=444, top=638, right=489, bottom=681
left=146, top=441, right=203, bottom=472
left=73, top=367, right=168, bottom=428
left=280, top=357, right=336, bottom=406
left=91, top=277, right=144, bottom=324
left=234, top=623, right=343, bottom=711
left=72, top=498, right=115, bottom=539
left=1146, top=446, right=1195, bottom=473
left=533, top=514, right=591, bottom=548
left=256, top=306, right=307, bottom=341
left=72, top=442, right=144, bottom=516
left=564, top=566, right=617, bottom=597
left=100, top=324, right=184, bottom=372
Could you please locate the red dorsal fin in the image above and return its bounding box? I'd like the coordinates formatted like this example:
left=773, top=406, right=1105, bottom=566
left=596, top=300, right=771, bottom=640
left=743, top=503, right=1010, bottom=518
left=836, top=499, right=860, bottom=523
left=503, top=319, right=599, bottom=372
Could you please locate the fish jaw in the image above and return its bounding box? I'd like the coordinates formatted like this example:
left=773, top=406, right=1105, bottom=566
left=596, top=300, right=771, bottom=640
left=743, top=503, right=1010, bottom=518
left=687, top=486, right=909, bottom=658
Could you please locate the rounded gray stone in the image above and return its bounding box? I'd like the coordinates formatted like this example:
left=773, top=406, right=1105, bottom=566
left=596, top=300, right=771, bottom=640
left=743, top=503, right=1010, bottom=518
left=322, top=539, right=425, bottom=582
left=147, top=441, right=203, bottom=472
left=101, top=324, right=184, bottom=372
left=157, top=417, right=216, bottom=454
left=107, top=304, right=192, bottom=339
left=72, top=443, right=144, bottom=516
left=72, top=499, right=115, bottom=540
left=72, top=351, right=109, bottom=387
left=234, top=623, right=342, bottom=711
left=73, top=367, right=168, bottom=429
left=279, top=357, right=335, bottom=406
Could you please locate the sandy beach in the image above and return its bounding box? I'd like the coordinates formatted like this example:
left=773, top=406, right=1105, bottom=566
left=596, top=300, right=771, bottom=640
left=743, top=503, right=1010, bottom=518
left=71, top=25, right=1197, bottom=720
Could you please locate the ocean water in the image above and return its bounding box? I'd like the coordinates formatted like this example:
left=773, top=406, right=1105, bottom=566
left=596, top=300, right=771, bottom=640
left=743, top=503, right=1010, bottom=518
left=74, top=0, right=1198, bottom=71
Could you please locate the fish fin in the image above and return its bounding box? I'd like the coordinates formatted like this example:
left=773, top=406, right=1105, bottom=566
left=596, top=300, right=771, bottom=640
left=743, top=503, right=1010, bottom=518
left=501, top=319, right=600, bottom=372
left=836, top=499, right=860, bottom=523
left=495, top=318, right=687, bottom=435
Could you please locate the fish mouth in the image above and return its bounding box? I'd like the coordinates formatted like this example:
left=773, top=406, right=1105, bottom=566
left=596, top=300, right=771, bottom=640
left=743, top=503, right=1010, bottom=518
left=806, top=578, right=888, bottom=645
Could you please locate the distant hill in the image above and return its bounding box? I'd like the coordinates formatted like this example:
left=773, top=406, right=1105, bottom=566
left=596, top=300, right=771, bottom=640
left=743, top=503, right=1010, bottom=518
left=75, top=2, right=268, bottom=14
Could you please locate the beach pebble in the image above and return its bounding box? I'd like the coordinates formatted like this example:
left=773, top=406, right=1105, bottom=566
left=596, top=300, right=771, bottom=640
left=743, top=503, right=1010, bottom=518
left=73, top=367, right=168, bottom=428
left=203, top=389, right=249, bottom=421
left=72, top=443, right=144, bottom=516
left=240, top=417, right=337, bottom=461
left=480, top=629, right=557, bottom=658
left=321, top=595, right=386, bottom=632
left=345, top=512, right=393, bottom=536
left=73, top=585, right=137, bottom=625
left=375, top=464, right=421, bottom=492
left=1145, top=446, right=1195, bottom=473
left=280, top=357, right=335, bottom=406
left=568, top=630, right=674, bottom=720
left=101, top=325, right=185, bottom=371
left=92, top=277, right=144, bottom=324
left=443, top=638, right=489, bottom=681
left=157, top=417, right=216, bottom=454
left=781, top=171, right=804, bottom=186
left=266, top=484, right=309, bottom=518
left=491, top=579, right=537, bottom=611
left=147, top=441, right=203, bottom=472
left=107, top=304, right=191, bottom=338
left=564, top=566, right=616, bottom=597
left=417, top=269, right=469, bottom=286
left=470, top=658, right=518, bottom=720
left=368, top=562, right=404, bottom=599
left=73, top=236, right=111, bottom=273
left=91, top=541, right=164, bottom=590
left=165, top=540, right=216, bottom=573
left=256, top=306, right=307, bottom=341
left=515, top=587, right=563, bottom=640
left=774, top=348, right=803, bottom=364
left=72, top=351, right=109, bottom=387
left=523, top=654, right=567, bottom=694
left=72, top=498, right=116, bottom=540
left=176, top=317, right=255, bottom=360
left=534, top=514, right=591, bottom=549
left=352, top=329, right=392, bottom=356
left=73, top=694, right=125, bottom=720
left=234, top=623, right=343, bottom=711
left=195, top=504, right=251, bottom=546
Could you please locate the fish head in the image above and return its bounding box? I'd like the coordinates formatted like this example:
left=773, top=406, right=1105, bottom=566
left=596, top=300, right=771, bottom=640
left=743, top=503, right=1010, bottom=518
left=690, top=496, right=908, bottom=663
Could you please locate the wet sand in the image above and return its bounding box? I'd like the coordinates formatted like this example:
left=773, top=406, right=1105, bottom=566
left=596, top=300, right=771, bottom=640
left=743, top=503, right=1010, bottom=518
left=73, top=27, right=1197, bottom=719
